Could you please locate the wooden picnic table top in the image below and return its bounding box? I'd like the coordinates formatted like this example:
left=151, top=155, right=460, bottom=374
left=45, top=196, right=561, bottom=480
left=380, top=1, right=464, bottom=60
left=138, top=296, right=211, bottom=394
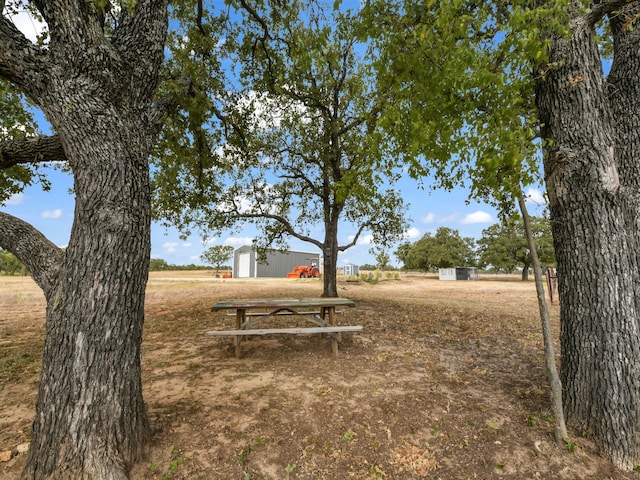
left=211, top=297, right=355, bottom=311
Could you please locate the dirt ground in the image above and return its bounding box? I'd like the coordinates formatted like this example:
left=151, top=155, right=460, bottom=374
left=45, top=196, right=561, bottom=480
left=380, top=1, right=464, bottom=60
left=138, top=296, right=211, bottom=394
left=0, top=272, right=636, bottom=479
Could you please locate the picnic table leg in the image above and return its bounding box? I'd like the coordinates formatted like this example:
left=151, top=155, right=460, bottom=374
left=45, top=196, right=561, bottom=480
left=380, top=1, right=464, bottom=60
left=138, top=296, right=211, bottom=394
left=234, top=308, right=245, bottom=359
left=327, top=306, right=339, bottom=357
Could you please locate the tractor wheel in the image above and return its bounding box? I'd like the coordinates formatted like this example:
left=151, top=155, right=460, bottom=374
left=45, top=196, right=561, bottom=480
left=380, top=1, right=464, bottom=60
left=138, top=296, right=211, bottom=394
left=310, top=267, right=319, bottom=277
left=300, top=271, right=307, bottom=278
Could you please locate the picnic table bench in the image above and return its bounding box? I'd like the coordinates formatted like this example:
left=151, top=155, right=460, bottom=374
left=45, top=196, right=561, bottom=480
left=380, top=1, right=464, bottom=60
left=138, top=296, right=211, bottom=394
left=209, top=297, right=361, bottom=358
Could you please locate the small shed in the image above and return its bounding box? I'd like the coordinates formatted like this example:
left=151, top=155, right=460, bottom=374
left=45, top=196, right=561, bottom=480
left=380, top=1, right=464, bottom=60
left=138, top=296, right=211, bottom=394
left=456, top=267, right=478, bottom=281
left=233, top=246, right=321, bottom=278
left=343, top=264, right=360, bottom=276
left=439, top=267, right=479, bottom=281
left=439, top=268, right=457, bottom=281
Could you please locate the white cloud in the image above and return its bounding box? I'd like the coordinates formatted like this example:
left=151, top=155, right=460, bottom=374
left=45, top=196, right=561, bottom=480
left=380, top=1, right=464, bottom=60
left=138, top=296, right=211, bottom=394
left=420, top=212, right=458, bottom=224
left=6, top=193, right=25, bottom=206
left=403, top=227, right=420, bottom=240
left=421, top=212, right=435, bottom=224
left=525, top=187, right=546, bottom=206
left=358, top=234, right=374, bottom=245
left=182, top=242, right=192, bottom=248
left=346, top=233, right=374, bottom=246
left=460, top=211, right=493, bottom=225
left=224, top=236, right=254, bottom=247
left=162, top=242, right=179, bottom=253
left=41, top=209, right=62, bottom=219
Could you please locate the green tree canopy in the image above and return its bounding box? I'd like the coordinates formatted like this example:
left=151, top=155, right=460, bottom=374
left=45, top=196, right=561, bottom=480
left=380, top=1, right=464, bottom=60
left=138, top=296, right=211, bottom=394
left=0, top=248, right=24, bottom=275
left=200, top=244, right=234, bottom=271
left=393, top=242, right=412, bottom=270
left=0, top=79, right=52, bottom=205
left=152, top=0, right=408, bottom=297
left=149, top=258, right=171, bottom=271
left=360, top=0, right=564, bottom=210
left=402, top=227, right=476, bottom=271
left=374, top=250, right=390, bottom=270
left=477, top=215, right=555, bottom=279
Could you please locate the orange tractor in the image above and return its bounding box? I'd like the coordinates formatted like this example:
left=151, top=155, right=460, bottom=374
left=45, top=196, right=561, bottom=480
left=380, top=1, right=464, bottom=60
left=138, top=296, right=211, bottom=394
left=287, top=259, right=320, bottom=278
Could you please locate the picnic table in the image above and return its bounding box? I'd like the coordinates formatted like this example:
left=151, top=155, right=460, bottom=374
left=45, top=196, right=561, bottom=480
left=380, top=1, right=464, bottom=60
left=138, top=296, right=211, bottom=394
left=209, top=297, right=361, bottom=358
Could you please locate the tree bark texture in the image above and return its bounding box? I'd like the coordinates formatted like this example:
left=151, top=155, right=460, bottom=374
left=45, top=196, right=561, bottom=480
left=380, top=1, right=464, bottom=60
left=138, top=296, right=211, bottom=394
left=322, top=219, right=340, bottom=298
left=0, top=2, right=169, bottom=478
left=535, top=1, right=640, bottom=469
left=23, top=114, right=153, bottom=480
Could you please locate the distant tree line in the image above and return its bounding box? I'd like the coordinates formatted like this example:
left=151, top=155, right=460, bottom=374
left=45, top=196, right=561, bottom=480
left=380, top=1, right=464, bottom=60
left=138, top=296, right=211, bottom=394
left=2, top=253, right=233, bottom=274
left=358, top=264, right=401, bottom=272
left=0, top=248, right=26, bottom=275
left=149, top=258, right=230, bottom=272
left=395, top=216, right=555, bottom=280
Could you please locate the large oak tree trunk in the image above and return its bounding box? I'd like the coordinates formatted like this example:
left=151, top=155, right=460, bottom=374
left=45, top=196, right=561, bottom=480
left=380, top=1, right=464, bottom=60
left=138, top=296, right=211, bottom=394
left=322, top=220, right=340, bottom=298
left=608, top=4, right=640, bottom=323
left=22, top=121, right=152, bottom=479
left=0, top=2, right=170, bottom=478
left=535, top=3, right=640, bottom=469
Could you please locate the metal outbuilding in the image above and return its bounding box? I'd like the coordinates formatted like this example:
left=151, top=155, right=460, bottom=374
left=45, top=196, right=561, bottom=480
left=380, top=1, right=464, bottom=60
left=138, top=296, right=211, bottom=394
left=439, top=267, right=478, bottom=281
left=439, top=268, right=457, bottom=281
left=343, top=264, right=360, bottom=276
left=232, top=245, right=322, bottom=278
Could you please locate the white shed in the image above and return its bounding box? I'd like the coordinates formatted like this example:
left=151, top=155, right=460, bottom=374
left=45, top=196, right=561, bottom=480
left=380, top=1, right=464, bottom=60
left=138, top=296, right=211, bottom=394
left=439, top=268, right=457, bottom=281
left=343, top=264, right=360, bottom=276
left=439, top=267, right=478, bottom=281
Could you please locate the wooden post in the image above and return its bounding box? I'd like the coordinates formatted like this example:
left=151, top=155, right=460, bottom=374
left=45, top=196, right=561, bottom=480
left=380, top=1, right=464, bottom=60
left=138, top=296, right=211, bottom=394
left=328, top=306, right=338, bottom=357
left=546, top=268, right=557, bottom=303
left=234, top=308, right=245, bottom=359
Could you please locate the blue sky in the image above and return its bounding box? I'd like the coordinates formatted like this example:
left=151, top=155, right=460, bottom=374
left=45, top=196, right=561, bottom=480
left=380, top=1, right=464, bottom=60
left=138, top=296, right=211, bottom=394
left=2, top=4, right=548, bottom=268
left=3, top=166, right=546, bottom=267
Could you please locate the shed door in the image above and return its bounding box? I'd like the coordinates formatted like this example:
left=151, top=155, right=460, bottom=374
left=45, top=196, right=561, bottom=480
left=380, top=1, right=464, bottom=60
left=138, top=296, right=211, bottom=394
left=238, top=252, right=251, bottom=278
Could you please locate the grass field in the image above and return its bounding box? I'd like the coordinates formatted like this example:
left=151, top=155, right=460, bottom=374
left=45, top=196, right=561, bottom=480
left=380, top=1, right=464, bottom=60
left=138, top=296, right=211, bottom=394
left=0, top=272, right=633, bottom=479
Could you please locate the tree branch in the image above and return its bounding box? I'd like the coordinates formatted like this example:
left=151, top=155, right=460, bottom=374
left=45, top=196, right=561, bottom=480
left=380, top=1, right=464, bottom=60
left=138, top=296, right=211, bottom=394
left=338, top=222, right=369, bottom=251
left=238, top=0, right=273, bottom=40
left=586, top=0, right=639, bottom=25
left=148, top=73, right=215, bottom=137
left=0, top=135, right=67, bottom=169
left=280, top=84, right=332, bottom=115
left=280, top=169, right=319, bottom=194
left=113, top=0, right=169, bottom=57
left=0, top=212, right=63, bottom=298
left=234, top=211, right=323, bottom=249
left=0, top=11, right=45, bottom=91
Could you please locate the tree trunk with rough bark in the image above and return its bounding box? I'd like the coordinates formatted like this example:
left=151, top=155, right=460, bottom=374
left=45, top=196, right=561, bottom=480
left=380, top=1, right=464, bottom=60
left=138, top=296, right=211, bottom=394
left=0, top=2, right=170, bottom=478
left=535, top=1, right=640, bottom=469
left=322, top=220, right=340, bottom=298
left=23, top=121, right=153, bottom=480
left=521, top=263, right=530, bottom=281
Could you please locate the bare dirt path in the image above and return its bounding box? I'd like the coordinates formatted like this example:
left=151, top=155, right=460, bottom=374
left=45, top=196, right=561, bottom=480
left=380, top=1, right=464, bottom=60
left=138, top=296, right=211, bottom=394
left=0, top=273, right=633, bottom=479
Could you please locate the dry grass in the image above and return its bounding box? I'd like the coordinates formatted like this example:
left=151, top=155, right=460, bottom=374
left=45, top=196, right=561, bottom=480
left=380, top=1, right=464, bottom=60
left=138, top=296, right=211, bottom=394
left=0, top=272, right=633, bottom=479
